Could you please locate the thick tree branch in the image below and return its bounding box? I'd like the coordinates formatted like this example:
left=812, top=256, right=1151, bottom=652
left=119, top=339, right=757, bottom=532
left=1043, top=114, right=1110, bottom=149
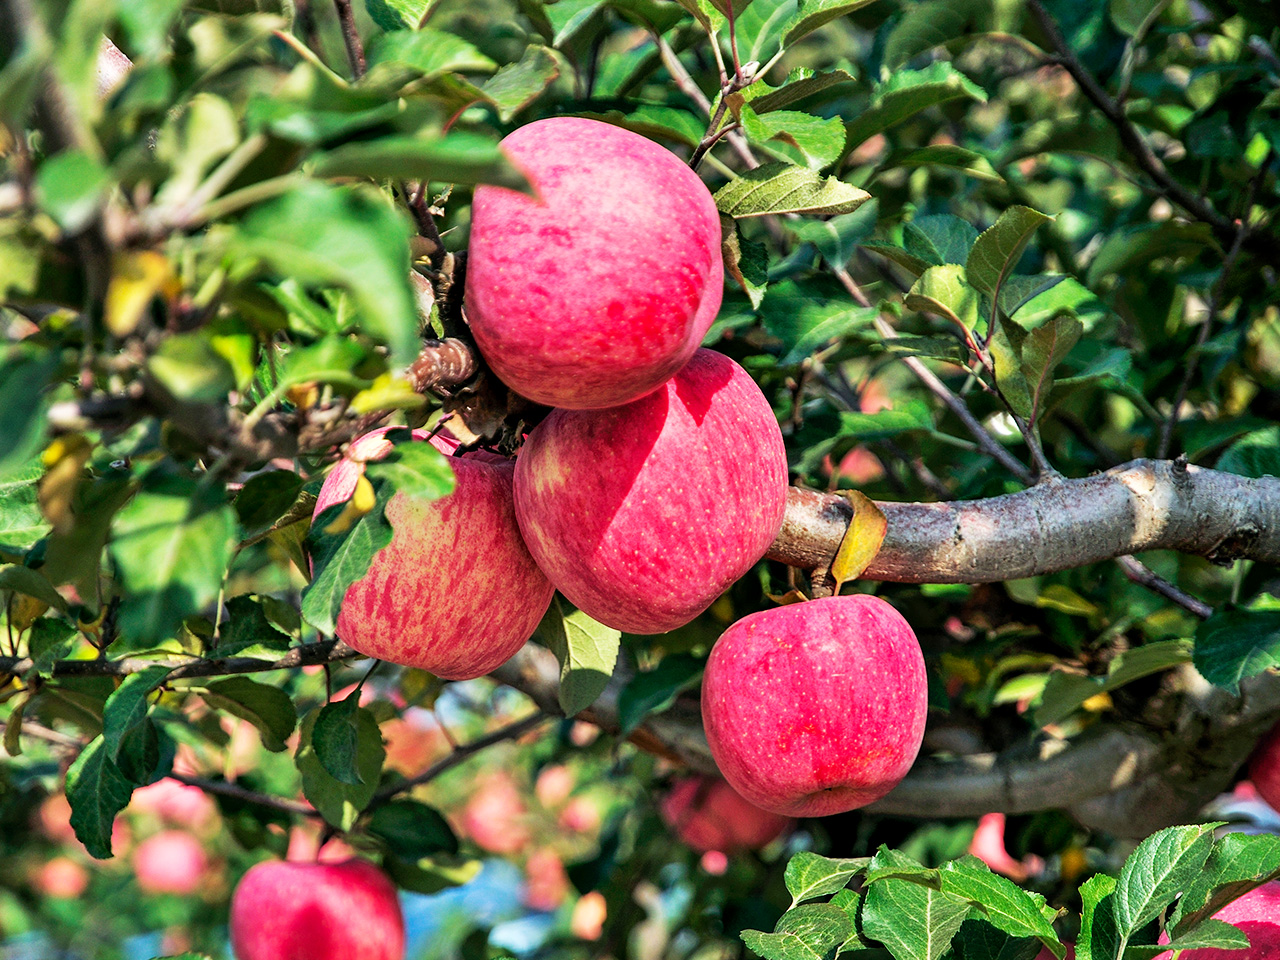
left=771, top=459, right=1280, bottom=581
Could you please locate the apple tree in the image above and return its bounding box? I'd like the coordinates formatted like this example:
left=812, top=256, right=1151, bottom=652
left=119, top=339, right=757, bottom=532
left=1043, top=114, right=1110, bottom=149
left=2, top=0, right=1280, bottom=956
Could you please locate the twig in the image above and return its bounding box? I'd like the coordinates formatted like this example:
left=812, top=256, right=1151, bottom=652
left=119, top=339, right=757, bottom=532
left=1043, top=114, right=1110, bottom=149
left=654, top=33, right=758, bottom=169
left=1114, top=555, right=1213, bottom=619
left=333, top=0, right=367, bottom=79
left=369, top=711, right=551, bottom=808
left=169, top=773, right=318, bottom=817
left=18, top=720, right=83, bottom=748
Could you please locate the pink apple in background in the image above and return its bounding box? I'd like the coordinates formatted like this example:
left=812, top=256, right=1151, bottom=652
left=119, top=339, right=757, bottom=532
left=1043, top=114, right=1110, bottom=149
left=968, top=813, right=1045, bottom=883
left=1156, top=884, right=1280, bottom=960
left=33, top=856, right=89, bottom=899
left=230, top=858, right=404, bottom=960
left=514, top=349, right=788, bottom=634
left=535, top=764, right=575, bottom=809
left=1249, top=721, right=1280, bottom=811
left=702, top=595, right=927, bottom=817
left=571, top=892, right=608, bottom=940
left=382, top=708, right=451, bottom=776
left=313, top=427, right=554, bottom=679
left=523, top=848, right=571, bottom=912
left=466, top=116, right=723, bottom=410
left=660, top=776, right=793, bottom=854
left=458, top=772, right=531, bottom=854
left=133, top=830, right=207, bottom=896
left=129, top=778, right=218, bottom=830
left=558, top=795, right=603, bottom=835
left=37, top=793, right=77, bottom=844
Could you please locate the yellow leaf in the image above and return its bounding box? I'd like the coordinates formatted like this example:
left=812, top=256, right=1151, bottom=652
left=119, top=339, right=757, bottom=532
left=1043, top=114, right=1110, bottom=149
left=830, top=490, right=887, bottom=592
left=1082, top=692, right=1113, bottom=713
left=7, top=594, right=48, bottom=632
left=766, top=589, right=810, bottom=606
left=322, top=474, right=376, bottom=535
left=349, top=373, right=427, bottom=415
left=105, top=250, right=179, bottom=337
left=3, top=692, right=28, bottom=757
left=39, top=434, right=93, bottom=534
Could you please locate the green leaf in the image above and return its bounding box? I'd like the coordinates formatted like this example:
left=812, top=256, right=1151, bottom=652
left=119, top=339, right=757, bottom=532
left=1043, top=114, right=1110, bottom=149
left=1034, top=639, right=1193, bottom=728
left=883, top=0, right=993, bottom=71
left=311, top=132, right=529, bottom=192
left=885, top=145, right=1003, bottom=183
left=235, top=471, right=307, bottom=539
left=865, top=845, right=941, bottom=885
left=482, top=45, right=560, bottom=121
left=905, top=264, right=981, bottom=331
left=217, top=594, right=294, bottom=658
left=965, top=206, right=1054, bottom=311
left=1170, top=833, right=1280, bottom=934
left=296, top=704, right=385, bottom=830
left=990, top=315, right=1031, bottom=419
left=749, top=68, right=856, bottom=114
left=1078, top=874, right=1120, bottom=960
left=722, top=0, right=793, bottom=62
left=784, top=851, right=871, bottom=905
left=837, top=400, right=934, bottom=442
left=302, top=483, right=394, bottom=635
left=102, top=665, right=170, bottom=768
left=939, top=858, right=1062, bottom=953
left=791, top=205, right=877, bottom=269
left=365, top=28, right=497, bottom=79
left=1217, top=426, right=1280, bottom=479
left=366, top=0, right=437, bottom=30
left=1085, top=222, right=1217, bottom=289
left=721, top=215, right=770, bottom=309
left=1123, top=920, right=1248, bottom=960
left=66, top=736, right=136, bottom=859
left=952, top=920, right=1045, bottom=960
left=740, top=106, right=846, bottom=170
left=368, top=799, right=459, bottom=858
left=108, top=471, right=238, bottom=646
left=863, top=876, right=970, bottom=960
left=906, top=215, right=981, bottom=268
left=36, top=150, right=110, bottom=233
left=578, top=105, right=707, bottom=146
left=1021, top=314, right=1083, bottom=422
left=715, top=162, right=871, bottom=218
left=845, top=62, right=987, bottom=152
left=312, top=693, right=366, bottom=785
left=233, top=183, right=420, bottom=369
left=880, top=334, right=970, bottom=365
left=759, top=280, right=879, bottom=364
left=743, top=904, right=855, bottom=960
left=0, top=346, right=59, bottom=476
left=784, top=0, right=881, bottom=45
left=1193, top=607, right=1280, bottom=694
left=364, top=437, right=456, bottom=502
left=200, top=676, right=297, bottom=752
left=1112, top=823, right=1219, bottom=938
left=1005, top=276, right=1107, bottom=331
left=0, top=563, right=67, bottom=611
left=537, top=599, right=620, bottom=716
left=147, top=331, right=240, bottom=404
left=0, top=455, right=46, bottom=553
left=616, top=653, right=703, bottom=735
left=28, top=618, right=78, bottom=676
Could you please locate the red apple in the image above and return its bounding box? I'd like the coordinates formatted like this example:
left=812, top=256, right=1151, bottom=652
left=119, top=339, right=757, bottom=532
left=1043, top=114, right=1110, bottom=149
left=32, top=856, right=90, bottom=899
left=660, top=776, right=793, bottom=853
left=129, top=778, right=218, bottom=830
left=1249, top=722, right=1280, bottom=811
left=230, top=858, right=405, bottom=960
left=523, top=847, right=570, bottom=912
left=1156, top=884, right=1280, bottom=960
left=968, top=813, right=1044, bottom=883
left=313, top=427, right=554, bottom=679
left=514, top=349, right=788, bottom=634
left=701, top=595, right=927, bottom=817
left=133, top=830, right=207, bottom=896
left=458, top=771, right=531, bottom=854
left=466, top=116, right=723, bottom=410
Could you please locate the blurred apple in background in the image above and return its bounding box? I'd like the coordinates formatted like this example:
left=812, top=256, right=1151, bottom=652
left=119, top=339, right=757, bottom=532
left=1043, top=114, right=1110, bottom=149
left=968, top=813, right=1045, bottom=883
left=458, top=771, right=531, bottom=855
left=523, top=848, right=570, bottom=912
left=571, top=892, right=608, bottom=941
left=133, top=830, right=207, bottom=896
left=32, top=856, right=89, bottom=899
left=660, top=776, right=793, bottom=854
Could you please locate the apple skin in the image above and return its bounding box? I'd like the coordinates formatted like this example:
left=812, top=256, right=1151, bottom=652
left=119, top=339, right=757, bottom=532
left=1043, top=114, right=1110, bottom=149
left=660, top=776, right=794, bottom=854
left=313, top=428, right=554, bottom=680
left=1155, top=884, right=1280, bottom=960
left=701, top=594, right=927, bottom=817
left=230, top=858, right=405, bottom=960
left=132, top=830, right=207, bottom=896
left=1249, top=721, right=1280, bottom=811
left=466, top=116, right=723, bottom=410
left=513, top=349, right=788, bottom=634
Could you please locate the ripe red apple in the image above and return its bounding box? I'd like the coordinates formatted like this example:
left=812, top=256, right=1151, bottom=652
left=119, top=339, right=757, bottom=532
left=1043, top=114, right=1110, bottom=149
left=523, top=847, right=570, bottom=912
left=230, top=858, right=405, bottom=960
left=1249, top=721, right=1280, bottom=811
left=466, top=116, right=723, bottom=410
left=313, top=427, right=554, bottom=679
left=968, top=813, right=1044, bottom=883
left=32, top=856, right=90, bottom=899
left=132, top=830, right=207, bottom=896
left=129, top=777, right=218, bottom=830
left=514, top=349, right=788, bottom=634
left=660, top=776, right=794, bottom=854
left=458, top=771, right=531, bottom=854
left=701, top=594, right=927, bottom=817
left=1156, top=884, right=1280, bottom=960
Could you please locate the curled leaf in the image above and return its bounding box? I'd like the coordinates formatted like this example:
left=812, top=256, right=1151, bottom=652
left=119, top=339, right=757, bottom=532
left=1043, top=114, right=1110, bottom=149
left=831, top=490, right=887, bottom=591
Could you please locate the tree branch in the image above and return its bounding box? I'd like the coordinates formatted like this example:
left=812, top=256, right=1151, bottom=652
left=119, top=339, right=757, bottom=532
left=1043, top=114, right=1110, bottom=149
left=169, top=773, right=317, bottom=817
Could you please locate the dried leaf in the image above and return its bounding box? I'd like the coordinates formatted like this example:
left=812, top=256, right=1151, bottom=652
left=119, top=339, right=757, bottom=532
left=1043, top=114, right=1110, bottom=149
left=830, top=490, right=887, bottom=591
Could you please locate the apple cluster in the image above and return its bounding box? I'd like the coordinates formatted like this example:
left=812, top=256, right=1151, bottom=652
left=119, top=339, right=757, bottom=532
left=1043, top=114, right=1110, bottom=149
left=312, top=116, right=927, bottom=823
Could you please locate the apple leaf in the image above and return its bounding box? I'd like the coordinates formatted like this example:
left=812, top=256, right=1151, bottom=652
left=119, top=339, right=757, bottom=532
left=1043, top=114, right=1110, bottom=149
left=364, top=28, right=496, bottom=78
left=721, top=215, right=770, bottom=309
left=989, top=315, right=1032, bottom=419
left=0, top=454, right=48, bottom=552
left=939, top=857, right=1062, bottom=955
left=864, top=845, right=941, bottom=886
left=883, top=0, right=993, bottom=71
left=365, top=0, right=437, bottom=30
left=1034, top=639, right=1192, bottom=728
left=616, top=653, right=704, bottom=735
left=714, top=162, right=871, bottom=218
left=784, top=851, right=871, bottom=906
left=368, top=800, right=459, bottom=858
left=1216, top=425, right=1280, bottom=479
left=537, top=599, right=621, bottom=717
left=862, top=875, right=971, bottom=960
left=790, top=205, right=877, bottom=270
left=1193, top=607, right=1280, bottom=694
left=1077, top=874, right=1119, bottom=960
left=364, top=438, right=456, bottom=502
left=311, top=692, right=366, bottom=785
left=1123, top=920, right=1249, bottom=960
left=301, top=481, right=394, bottom=635
left=1169, top=833, right=1280, bottom=935
left=199, top=676, right=297, bottom=752
left=296, top=705, right=385, bottom=830
left=748, top=68, right=856, bottom=114
left=845, top=63, right=987, bottom=153
left=384, top=853, right=482, bottom=895
left=739, top=105, right=846, bottom=170
left=28, top=618, right=78, bottom=677
left=1022, top=314, right=1083, bottom=423
left=885, top=145, right=1004, bottom=183
left=101, top=666, right=170, bottom=768
left=481, top=45, right=560, bottom=122
left=965, top=205, right=1054, bottom=313
left=215, top=595, right=294, bottom=659
left=311, top=132, right=529, bottom=192
left=1112, top=823, right=1220, bottom=938
left=0, top=563, right=67, bottom=612
left=742, top=904, right=854, bottom=960
left=951, top=919, right=1044, bottom=960
left=905, top=264, right=982, bottom=332
left=784, top=0, right=880, bottom=46
left=65, top=736, right=137, bottom=860
left=830, top=490, right=887, bottom=591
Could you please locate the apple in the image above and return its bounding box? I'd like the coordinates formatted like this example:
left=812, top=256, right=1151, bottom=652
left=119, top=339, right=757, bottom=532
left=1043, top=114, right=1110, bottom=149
left=313, top=427, right=554, bottom=679
left=129, top=777, right=218, bottom=830
left=230, top=858, right=405, bottom=960
left=1156, top=884, right=1280, bottom=960
left=514, top=349, right=788, bottom=634
left=968, top=812, right=1044, bottom=883
left=571, top=891, right=608, bottom=940
left=1249, top=721, right=1280, bottom=811
left=660, top=776, right=793, bottom=854
left=132, top=830, right=207, bottom=896
left=458, top=771, right=531, bottom=854
left=701, top=594, right=928, bottom=817
left=535, top=764, right=575, bottom=808
left=466, top=116, right=723, bottom=410
left=32, top=856, right=90, bottom=899
left=523, top=847, right=570, bottom=912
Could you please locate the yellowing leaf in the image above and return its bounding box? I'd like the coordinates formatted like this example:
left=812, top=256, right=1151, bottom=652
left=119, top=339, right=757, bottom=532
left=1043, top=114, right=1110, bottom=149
left=766, top=588, right=811, bottom=606
left=39, top=434, right=92, bottom=534
left=323, top=474, right=376, bottom=535
left=830, top=490, right=887, bottom=591
left=105, top=250, right=179, bottom=337
left=349, top=373, right=428, bottom=415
